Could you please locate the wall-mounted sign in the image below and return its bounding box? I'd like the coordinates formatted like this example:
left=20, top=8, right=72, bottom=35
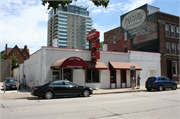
left=122, top=9, right=146, bottom=30
left=121, top=4, right=157, bottom=40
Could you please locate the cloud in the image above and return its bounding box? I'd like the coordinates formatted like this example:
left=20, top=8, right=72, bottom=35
left=0, top=0, right=47, bottom=54
left=92, top=23, right=118, bottom=42
left=122, top=0, right=155, bottom=12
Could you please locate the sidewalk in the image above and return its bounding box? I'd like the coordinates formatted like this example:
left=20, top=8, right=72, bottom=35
left=0, top=82, right=179, bottom=100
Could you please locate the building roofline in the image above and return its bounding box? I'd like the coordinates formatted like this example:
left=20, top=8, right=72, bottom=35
left=157, top=11, right=180, bottom=18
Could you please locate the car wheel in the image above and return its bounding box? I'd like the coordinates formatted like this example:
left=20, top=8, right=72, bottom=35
left=83, top=90, right=90, bottom=97
left=172, top=84, right=177, bottom=90
left=158, top=85, right=163, bottom=91
left=147, top=88, right=151, bottom=91
left=44, top=91, right=53, bottom=99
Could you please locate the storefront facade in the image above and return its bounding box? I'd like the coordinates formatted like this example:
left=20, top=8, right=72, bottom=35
left=14, top=46, right=161, bottom=89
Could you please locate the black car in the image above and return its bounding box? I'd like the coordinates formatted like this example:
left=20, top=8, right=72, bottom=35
left=31, top=80, right=93, bottom=99
left=145, top=76, right=177, bottom=91
left=4, top=77, right=21, bottom=90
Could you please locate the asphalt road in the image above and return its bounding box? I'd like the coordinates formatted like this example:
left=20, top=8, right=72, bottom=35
left=0, top=89, right=180, bottom=119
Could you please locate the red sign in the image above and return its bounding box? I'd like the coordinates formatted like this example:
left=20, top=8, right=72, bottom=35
left=87, top=31, right=100, bottom=41
left=91, top=39, right=100, bottom=49
left=91, top=50, right=100, bottom=61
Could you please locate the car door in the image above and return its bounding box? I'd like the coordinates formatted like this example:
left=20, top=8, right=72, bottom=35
left=64, top=81, right=82, bottom=95
left=49, top=81, right=67, bottom=96
left=165, top=77, right=172, bottom=88
left=159, top=77, right=168, bottom=88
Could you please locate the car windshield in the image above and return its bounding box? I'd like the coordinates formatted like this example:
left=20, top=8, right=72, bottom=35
left=6, top=79, right=16, bottom=83
left=147, top=77, right=156, bottom=81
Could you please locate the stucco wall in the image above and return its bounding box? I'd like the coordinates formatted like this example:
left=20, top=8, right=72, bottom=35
left=129, top=51, right=161, bottom=87
left=14, top=47, right=161, bottom=89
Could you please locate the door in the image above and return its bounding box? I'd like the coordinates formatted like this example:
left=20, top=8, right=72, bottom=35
left=49, top=81, right=67, bottom=95
left=64, top=81, right=81, bottom=95
left=110, top=70, right=116, bottom=88
left=167, top=61, right=172, bottom=79
left=121, top=70, right=126, bottom=88
left=159, top=77, right=168, bottom=88
left=165, top=77, right=172, bottom=88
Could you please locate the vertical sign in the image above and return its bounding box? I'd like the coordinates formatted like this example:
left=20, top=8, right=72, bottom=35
left=86, top=29, right=100, bottom=61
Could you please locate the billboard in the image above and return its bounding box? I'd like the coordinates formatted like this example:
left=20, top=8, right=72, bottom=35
left=121, top=4, right=157, bottom=39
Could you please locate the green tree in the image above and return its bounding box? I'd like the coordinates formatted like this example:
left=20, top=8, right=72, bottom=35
left=1, top=51, right=4, bottom=59
left=42, top=0, right=109, bottom=10
left=10, top=56, right=19, bottom=71
left=100, top=41, right=104, bottom=50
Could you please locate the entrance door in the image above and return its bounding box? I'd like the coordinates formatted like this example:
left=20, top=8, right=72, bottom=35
left=110, top=70, right=116, bottom=88
left=121, top=70, right=126, bottom=88
left=167, top=61, right=172, bottom=79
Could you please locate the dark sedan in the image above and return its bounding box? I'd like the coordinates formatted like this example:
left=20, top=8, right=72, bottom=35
left=31, top=80, right=93, bottom=99
left=145, top=76, right=177, bottom=91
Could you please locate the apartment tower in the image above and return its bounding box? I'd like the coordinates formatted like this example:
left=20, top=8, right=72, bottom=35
left=47, top=4, right=93, bottom=49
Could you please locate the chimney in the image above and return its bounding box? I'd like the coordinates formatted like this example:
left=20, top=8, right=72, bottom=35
left=24, top=45, right=27, bottom=50
left=5, top=44, right=7, bottom=56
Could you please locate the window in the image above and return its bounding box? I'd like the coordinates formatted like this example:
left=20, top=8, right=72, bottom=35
left=50, top=81, right=64, bottom=86
left=72, top=36, right=74, bottom=38
left=171, top=26, right=175, bottom=37
left=113, top=36, right=116, bottom=44
left=72, top=32, right=74, bottom=34
left=72, top=29, right=74, bottom=31
left=72, top=18, right=74, bottom=20
left=124, top=32, right=127, bottom=41
left=177, top=44, right=179, bottom=55
left=125, top=47, right=128, bottom=52
left=111, top=70, right=115, bottom=83
left=72, top=25, right=74, bottom=27
left=23, top=54, right=26, bottom=57
left=72, top=21, right=74, bottom=24
left=172, top=61, right=177, bottom=75
left=166, top=43, right=171, bottom=54
left=172, top=43, right=176, bottom=54
left=86, top=70, right=99, bottom=83
left=176, top=27, right=179, bottom=38
left=165, top=25, right=170, bottom=36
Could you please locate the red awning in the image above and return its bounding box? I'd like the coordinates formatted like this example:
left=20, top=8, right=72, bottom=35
left=51, top=57, right=88, bottom=69
left=85, top=61, right=108, bottom=70
left=109, top=62, right=142, bottom=70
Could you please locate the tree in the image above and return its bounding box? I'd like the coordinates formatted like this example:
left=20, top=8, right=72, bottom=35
left=1, top=51, right=4, bottom=59
left=42, top=0, right=109, bottom=10
left=10, top=56, right=19, bottom=71
left=100, top=41, right=104, bottom=50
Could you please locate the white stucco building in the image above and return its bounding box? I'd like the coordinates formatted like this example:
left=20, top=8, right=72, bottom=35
left=14, top=46, right=161, bottom=89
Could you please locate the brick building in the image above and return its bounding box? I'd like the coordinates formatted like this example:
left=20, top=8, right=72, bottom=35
left=104, top=4, right=179, bottom=82
left=4, top=44, right=30, bottom=64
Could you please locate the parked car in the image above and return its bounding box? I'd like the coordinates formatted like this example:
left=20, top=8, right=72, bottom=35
left=31, top=80, right=93, bottom=99
left=3, top=77, right=21, bottom=90
left=145, top=76, right=177, bottom=91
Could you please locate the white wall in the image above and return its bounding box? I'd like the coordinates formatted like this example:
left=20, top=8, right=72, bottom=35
left=14, top=47, right=160, bottom=89
left=129, top=51, right=161, bottom=88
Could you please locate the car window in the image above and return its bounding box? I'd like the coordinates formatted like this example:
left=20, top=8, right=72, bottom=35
left=165, top=77, right=171, bottom=81
left=147, top=77, right=156, bottom=81
left=159, top=77, right=165, bottom=81
left=64, top=81, right=75, bottom=86
left=50, top=81, right=64, bottom=86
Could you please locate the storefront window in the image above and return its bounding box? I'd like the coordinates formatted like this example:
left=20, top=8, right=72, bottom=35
left=53, top=69, right=60, bottom=81
left=111, top=70, right=115, bottom=83
left=63, top=68, right=72, bottom=82
left=86, top=70, right=99, bottom=83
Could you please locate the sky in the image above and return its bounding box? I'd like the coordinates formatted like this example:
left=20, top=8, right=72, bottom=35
left=0, top=0, right=179, bottom=54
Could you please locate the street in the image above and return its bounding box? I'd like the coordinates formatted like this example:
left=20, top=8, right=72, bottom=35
left=0, top=89, right=180, bottom=119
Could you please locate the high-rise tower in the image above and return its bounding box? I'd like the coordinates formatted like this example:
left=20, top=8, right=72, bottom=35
left=47, top=4, right=93, bottom=49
